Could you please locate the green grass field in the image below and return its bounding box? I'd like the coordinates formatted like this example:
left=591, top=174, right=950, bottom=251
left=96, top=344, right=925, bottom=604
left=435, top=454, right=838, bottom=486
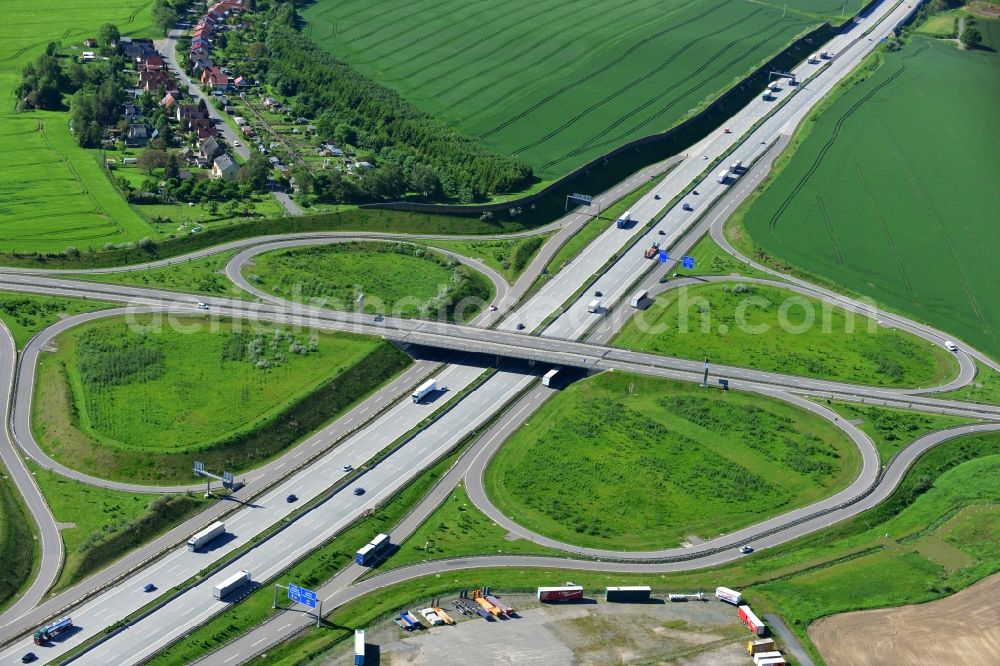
left=426, top=234, right=549, bottom=283
left=390, top=484, right=557, bottom=568
left=735, top=34, right=1000, bottom=362
left=824, top=400, right=975, bottom=463
left=0, top=466, right=36, bottom=614
left=484, top=371, right=859, bottom=550
left=939, top=362, right=1000, bottom=405
left=244, top=242, right=494, bottom=321
left=300, top=0, right=827, bottom=179
left=33, top=315, right=407, bottom=482
left=26, top=461, right=210, bottom=593
left=613, top=281, right=957, bottom=387
left=0, top=292, right=114, bottom=348
left=69, top=251, right=255, bottom=300
left=0, top=1, right=163, bottom=254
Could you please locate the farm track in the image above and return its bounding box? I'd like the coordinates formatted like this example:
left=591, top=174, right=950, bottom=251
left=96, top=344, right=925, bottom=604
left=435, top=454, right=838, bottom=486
left=815, top=194, right=845, bottom=266
left=876, top=111, right=990, bottom=331
left=512, top=11, right=767, bottom=156
left=396, top=0, right=574, bottom=83
left=853, top=160, right=916, bottom=300
left=542, top=20, right=794, bottom=168
left=350, top=0, right=501, bottom=62
left=766, top=64, right=907, bottom=234
left=474, top=0, right=731, bottom=139
left=437, top=3, right=650, bottom=115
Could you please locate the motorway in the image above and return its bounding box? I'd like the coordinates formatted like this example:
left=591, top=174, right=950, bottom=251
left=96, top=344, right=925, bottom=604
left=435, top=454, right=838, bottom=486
left=0, top=0, right=996, bottom=663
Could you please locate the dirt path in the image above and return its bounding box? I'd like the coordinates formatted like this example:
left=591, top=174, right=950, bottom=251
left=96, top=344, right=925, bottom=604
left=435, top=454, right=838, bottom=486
left=809, top=572, right=1000, bottom=665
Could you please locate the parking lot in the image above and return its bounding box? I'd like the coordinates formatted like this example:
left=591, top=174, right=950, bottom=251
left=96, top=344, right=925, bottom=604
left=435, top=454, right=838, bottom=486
left=325, top=593, right=750, bottom=665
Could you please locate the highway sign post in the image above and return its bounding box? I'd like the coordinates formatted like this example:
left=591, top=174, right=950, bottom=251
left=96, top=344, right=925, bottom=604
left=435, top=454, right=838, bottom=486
left=274, top=583, right=323, bottom=626
left=658, top=251, right=668, bottom=263
left=565, top=192, right=601, bottom=215
left=193, top=461, right=239, bottom=495
left=682, top=256, right=695, bottom=269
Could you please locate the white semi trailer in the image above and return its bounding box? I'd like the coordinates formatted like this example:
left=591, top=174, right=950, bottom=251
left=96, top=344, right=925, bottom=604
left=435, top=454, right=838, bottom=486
left=411, top=378, right=437, bottom=403
left=187, top=521, right=225, bottom=551
left=213, top=569, right=251, bottom=600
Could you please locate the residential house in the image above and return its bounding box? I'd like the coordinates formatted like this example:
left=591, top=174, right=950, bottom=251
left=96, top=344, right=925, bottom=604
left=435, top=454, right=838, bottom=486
left=126, top=124, right=149, bottom=147
left=261, top=96, right=280, bottom=111
left=176, top=104, right=205, bottom=126
left=142, top=54, right=165, bottom=70
left=83, top=38, right=98, bottom=48
left=190, top=118, right=215, bottom=136
left=211, top=154, right=238, bottom=180
left=160, top=93, right=176, bottom=109
left=191, top=37, right=211, bottom=53
left=232, top=76, right=248, bottom=90
left=190, top=47, right=211, bottom=62
left=199, top=137, right=222, bottom=160
left=200, top=66, right=228, bottom=90
left=196, top=125, right=218, bottom=140
left=123, top=104, right=141, bottom=120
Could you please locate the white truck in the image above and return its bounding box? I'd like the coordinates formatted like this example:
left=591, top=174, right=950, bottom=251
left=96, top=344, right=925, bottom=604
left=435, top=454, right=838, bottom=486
left=730, top=160, right=742, bottom=172
left=411, top=378, right=437, bottom=403
left=187, top=521, right=225, bottom=551
left=588, top=299, right=602, bottom=313
left=630, top=290, right=648, bottom=309
left=717, top=169, right=730, bottom=184
left=715, top=586, right=743, bottom=605
left=808, top=53, right=819, bottom=64
left=542, top=368, right=560, bottom=387
left=213, top=569, right=251, bottom=600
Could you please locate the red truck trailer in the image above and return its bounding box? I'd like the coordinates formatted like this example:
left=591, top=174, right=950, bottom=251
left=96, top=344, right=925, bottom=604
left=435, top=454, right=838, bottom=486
left=738, top=605, right=767, bottom=636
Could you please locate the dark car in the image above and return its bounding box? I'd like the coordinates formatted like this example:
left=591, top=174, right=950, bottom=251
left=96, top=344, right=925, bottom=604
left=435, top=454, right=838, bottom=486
left=594, top=290, right=603, bottom=297
left=286, top=494, right=298, bottom=503
left=21, top=654, right=38, bottom=664
left=354, top=487, right=365, bottom=496
left=516, top=323, right=525, bottom=330
left=654, top=194, right=661, bottom=199
left=658, top=230, right=665, bottom=235
left=143, top=583, right=156, bottom=593
left=740, top=545, right=754, bottom=554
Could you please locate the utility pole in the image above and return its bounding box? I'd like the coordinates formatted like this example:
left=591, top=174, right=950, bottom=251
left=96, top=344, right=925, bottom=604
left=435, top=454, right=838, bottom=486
left=703, top=358, right=709, bottom=388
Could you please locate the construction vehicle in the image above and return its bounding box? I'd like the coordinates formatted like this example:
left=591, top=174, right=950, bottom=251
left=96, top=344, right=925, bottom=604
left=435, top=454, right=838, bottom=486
left=419, top=608, right=444, bottom=626
left=32, top=617, right=73, bottom=645
left=398, top=611, right=421, bottom=630
left=485, top=593, right=514, bottom=616
left=432, top=607, right=456, bottom=625
left=644, top=242, right=661, bottom=259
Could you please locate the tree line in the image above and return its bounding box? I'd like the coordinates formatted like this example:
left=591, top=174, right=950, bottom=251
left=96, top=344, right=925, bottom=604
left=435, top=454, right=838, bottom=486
left=261, top=18, right=534, bottom=202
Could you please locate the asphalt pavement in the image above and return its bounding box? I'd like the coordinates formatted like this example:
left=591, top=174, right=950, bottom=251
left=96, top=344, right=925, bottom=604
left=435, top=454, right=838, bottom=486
left=0, top=0, right=995, bottom=662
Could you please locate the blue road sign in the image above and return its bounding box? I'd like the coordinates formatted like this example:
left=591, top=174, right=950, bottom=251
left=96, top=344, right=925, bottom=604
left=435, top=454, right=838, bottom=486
left=288, top=583, right=318, bottom=609
left=682, top=256, right=695, bottom=269
left=658, top=250, right=668, bottom=263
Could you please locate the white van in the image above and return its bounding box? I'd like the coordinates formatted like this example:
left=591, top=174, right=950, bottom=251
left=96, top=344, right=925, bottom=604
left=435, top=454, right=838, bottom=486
left=944, top=341, right=958, bottom=352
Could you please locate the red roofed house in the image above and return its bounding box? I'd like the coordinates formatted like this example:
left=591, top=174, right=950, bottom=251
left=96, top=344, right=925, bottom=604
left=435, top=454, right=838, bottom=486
left=191, top=37, right=211, bottom=52
left=200, top=66, right=229, bottom=90
left=142, top=54, right=165, bottom=70
left=161, top=92, right=176, bottom=109
left=232, top=76, right=248, bottom=90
